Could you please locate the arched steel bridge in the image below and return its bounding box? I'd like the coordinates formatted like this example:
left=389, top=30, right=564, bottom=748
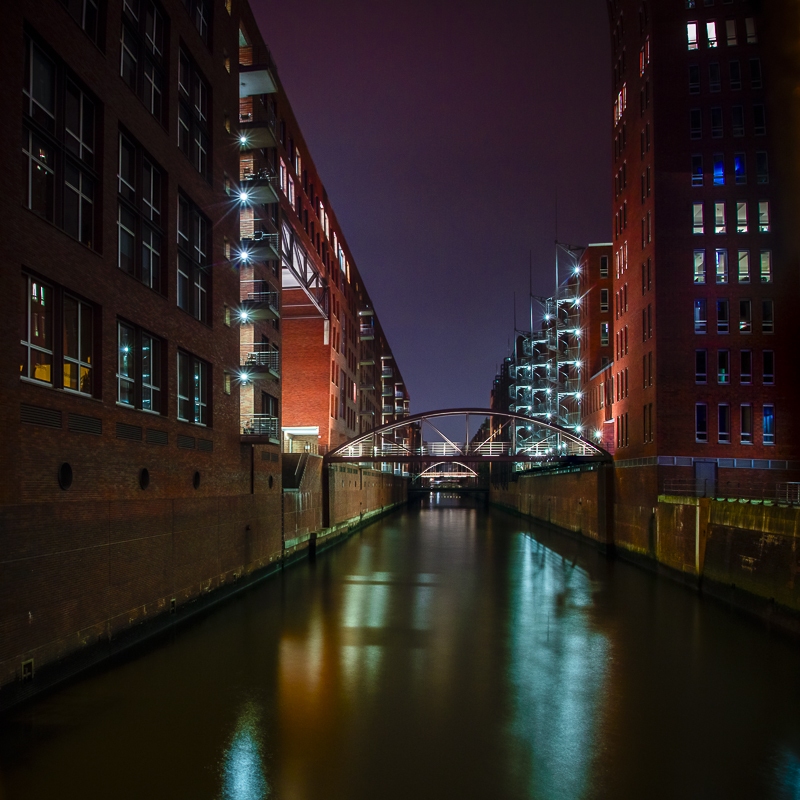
left=325, top=409, right=610, bottom=465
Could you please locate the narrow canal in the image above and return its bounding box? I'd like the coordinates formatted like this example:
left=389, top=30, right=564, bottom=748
left=2, top=498, right=800, bottom=800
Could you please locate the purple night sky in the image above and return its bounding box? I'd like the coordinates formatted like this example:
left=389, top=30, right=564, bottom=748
left=251, top=0, right=612, bottom=413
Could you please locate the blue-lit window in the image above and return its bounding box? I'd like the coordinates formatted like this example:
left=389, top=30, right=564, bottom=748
left=734, top=152, right=746, bottom=184
left=763, top=405, right=774, bottom=445
left=713, top=153, right=724, bottom=185
left=692, top=155, right=703, bottom=186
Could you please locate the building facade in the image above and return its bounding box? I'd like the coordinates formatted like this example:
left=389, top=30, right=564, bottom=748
left=603, top=0, right=800, bottom=493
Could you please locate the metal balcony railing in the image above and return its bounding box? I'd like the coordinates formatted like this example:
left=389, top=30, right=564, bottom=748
left=240, top=414, right=279, bottom=437
left=359, top=324, right=375, bottom=340
left=662, top=480, right=800, bottom=503
left=239, top=281, right=278, bottom=308
left=381, top=367, right=393, bottom=379
left=240, top=344, right=280, bottom=374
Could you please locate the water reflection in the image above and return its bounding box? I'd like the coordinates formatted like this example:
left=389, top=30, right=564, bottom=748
left=219, top=701, right=269, bottom=800
left=508, top=533, right=609, bottom=800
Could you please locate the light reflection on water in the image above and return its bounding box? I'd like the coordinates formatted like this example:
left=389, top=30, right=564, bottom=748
left=219, top=701, right=269, bottom=800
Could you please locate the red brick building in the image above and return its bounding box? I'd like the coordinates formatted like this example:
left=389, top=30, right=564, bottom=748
left=602, top=0, right=800, bottom=494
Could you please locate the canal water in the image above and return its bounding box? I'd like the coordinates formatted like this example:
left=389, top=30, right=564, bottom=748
left=2, top=498, right=800, bottom=800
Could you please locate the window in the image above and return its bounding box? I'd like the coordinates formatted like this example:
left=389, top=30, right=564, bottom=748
left=689, top=64, right=700, bottom=93
left=688, top=22, right=699, bottom=50
left=178, top=49, right=210, bottom=178
left=760, top=251, right=772, bottom=283
left=763, top=350, right=774, bottom=385
left=696, top=349, right=707, bottom=383
left=60, top=0, right=102, bottom=44
left=736, top=201, right=748, bottom=233
left=178, top=351, right=209, bottom=425
left=762, top=299, right=774, bottom=333
left=717, top=299, right=729, bottom=333
left=117, top=321, right=162, bottom=411
left=740, top=405, right=752, bottom=444
left=738, top=251, right=750, bottom=283
left=20, top=275, right=53, bottom=384
left=745, top=17, right=757, bottom=44
left=739, top=299, right=752, bottom=333
left=726, top=19, right=737, bottom=46
left=731, top=106, right=744, bottom=137
left=690, top=108, right=702, bottom=139
left=734, top=152, right=746, bottom=184
left=750, top=58, right=762, bottom=89
left=696, top=403, right=708, bottom=442
left=706, top=21, right=718, bottom=47
left=763, top=405, right=775, bottom=445
left=753, top=104, right=766, bottom=135
left=694, top=250, right=706, bottom=283
left=730, top=60, right=741, bottom=90
left=694, top=299, right=707, bottom=333
left=714, top=202, right=726, bottom=234
left=711, top=106, right=723, bottom=137
left=715, top=249, right=728, bottom=283
left=718, top=405, right=730, bottom=443
left=600, top=288, right=609, bottom=312
left=756, top=151, right=769, bottom=184
left=741, top=350, right=752, bottom=383
left=693, top=202, right=704, bottom=234
left=713, top=153, right=724, bottom=185
left=118, top=134, right=164, bottom=291
left=758, top=201, right=770, bottom=232
left=600, top=322, right=609, bottom=347
left=600, top=255, right=609, bottom=277
left=120, top=0, right=165, bottom=123
left=709, top=62, right=721, bottom=91
left=23, top=38, right=98, bottom=245
left=692, top=155, right=703, bottom=186
left=717, top=349, right=730, bottom=383
left=63, top=295, right=93, bottom=394
left=182, top=0, right=211, bottom=44
left=177, top=194, right=210, bottom=322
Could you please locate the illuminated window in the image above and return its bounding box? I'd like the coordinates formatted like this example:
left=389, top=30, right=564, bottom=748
left=178, top=350, right=209, bottom=425
left=737, top=250, right=750, bottom=283
left=763, top=405, right=775, bottom=445
left=63, top=295, right=93, bottom=395
left=758, top=201, right=770, bottom=232
left=687, top=22, right=698, bottom=50
left=694, top=298, right=707, bottom=333
left=734, top=152, right=746, bottom=184
left=760, top=251, right=772, bottom=283
left=714, top=202, right=725, bottom=233
left=118, top=321, right=162, bottom=411
left=745, top=17, right=757, bottom=44
left=713, top=153, right=724, bottom=185
left=20, top=275, right=53, bottom=385
left=692, top=155, right=703, bottom=186
left=736, top=201, right=748, bottom=232
left=117, top=322, right=135, bottom=405
left=707, top=21, right=718, bottom=47
left=693, top=202, right=704, bottom=234
left=726, top=19, right=737, bottom=46
left=693, top=250, right=706, bottom=283
left=715, top=249, right=728, bottom=283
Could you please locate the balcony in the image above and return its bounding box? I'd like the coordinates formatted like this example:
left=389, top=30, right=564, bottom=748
left=381, top=386, right=393, bottom=397
left=382, top=404, right=394, bottom=414
left=381, top=366, right=393, bottom=379
left=238, top=281, right=279, bottom=323
left=359, top=383, right=375, bottom=392
left=239, top=168, right=280, bottom=205
left=240, top=414, right=279, bottom=442
left=359, top=324, right=375, bottom=341
left=239, top=230, right=280, bottom=263
left=239, top=45, right=277, bottom=98
left=239, top=343, right=280, bottom=381
left=238, top=95, right=277, bottom=149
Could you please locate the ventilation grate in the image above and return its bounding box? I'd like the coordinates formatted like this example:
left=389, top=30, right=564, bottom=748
left=21, top=404, right=62, bottom=429
left=68, top=413, right=102, bottom=435
left=116, top=422, right=142, bottom=441
left=198, top=438, right=213, bottom=453
left=177, top=434, right=196, bottom=449
left=146, top=428, right=168, bottom=446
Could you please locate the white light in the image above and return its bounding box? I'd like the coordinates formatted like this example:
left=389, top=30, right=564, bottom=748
left=576, top=392, right=583, bottom=400
left=239, top=191, right=250, bottom=203
left=576, top=425, right=583, bottom=433
left=239, top=134, right=248, bottom=145
left=594, top=430, right=602, bottom=440
left=239, top=372, right=250, bottom=383
left=239, top=250, right=251, bottom=262
left=239, top=310, right=250, bottom=322
left=544, top=314, right=551, bottom=321
left=574, top=266, right=581, bottom=274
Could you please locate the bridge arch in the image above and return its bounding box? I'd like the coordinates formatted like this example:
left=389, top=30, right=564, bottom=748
left=325, top=408, right=610, bottom=464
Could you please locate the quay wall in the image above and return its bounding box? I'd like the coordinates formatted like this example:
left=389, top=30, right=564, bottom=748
left=0, top=454, right=407, bottom=706
left=491, top=464, right=800, bottom=633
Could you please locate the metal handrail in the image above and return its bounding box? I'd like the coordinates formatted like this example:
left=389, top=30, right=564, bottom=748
left=240, top=414, right=279, bottom=437
left=239, top=344, right=280, bottom=371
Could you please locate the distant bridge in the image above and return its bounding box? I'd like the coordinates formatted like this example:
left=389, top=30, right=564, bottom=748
left=325, top=409, right=610, bottom=466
